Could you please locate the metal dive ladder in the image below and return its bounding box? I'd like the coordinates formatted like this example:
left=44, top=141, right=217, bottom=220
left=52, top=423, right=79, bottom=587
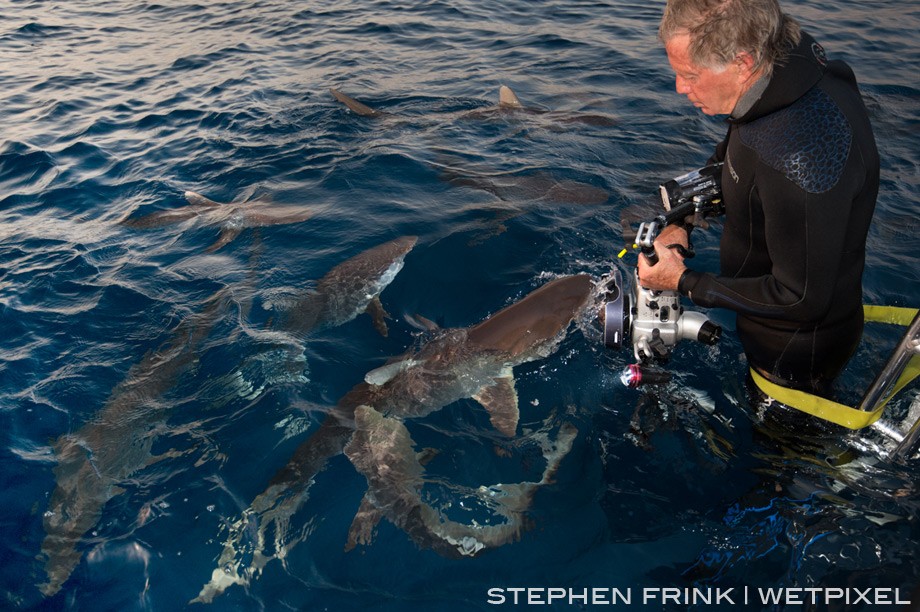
left=866, top=310, right=920, bottom=463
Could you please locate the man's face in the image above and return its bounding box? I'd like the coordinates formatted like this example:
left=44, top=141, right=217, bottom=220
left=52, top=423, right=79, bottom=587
left=665, top=33, right=748, bottom=116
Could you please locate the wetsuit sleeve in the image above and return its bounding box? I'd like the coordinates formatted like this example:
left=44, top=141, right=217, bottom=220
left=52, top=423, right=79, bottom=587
left=679, top=163, right=859, bottom=323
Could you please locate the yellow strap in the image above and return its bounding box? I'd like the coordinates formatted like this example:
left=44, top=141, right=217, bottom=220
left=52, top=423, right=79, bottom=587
left=864, top=305, right=918, bottom=326
left=750, top=305, right=920, bottom=430
left=750, top=367, right=884, bottom=429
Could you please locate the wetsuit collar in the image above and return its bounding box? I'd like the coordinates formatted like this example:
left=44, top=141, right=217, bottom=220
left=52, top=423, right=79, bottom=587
left=730, top=31, right=828, bottom=124
left=731, top=73, right=770, bottom=119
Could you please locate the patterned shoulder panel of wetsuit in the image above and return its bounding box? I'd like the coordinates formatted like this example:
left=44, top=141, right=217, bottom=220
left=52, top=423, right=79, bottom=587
left=738, top=86, right=852, bottom=194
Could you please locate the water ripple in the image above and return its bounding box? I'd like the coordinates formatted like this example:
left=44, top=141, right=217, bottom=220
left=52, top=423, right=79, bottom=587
left=0, top=0, right=917, bottom=608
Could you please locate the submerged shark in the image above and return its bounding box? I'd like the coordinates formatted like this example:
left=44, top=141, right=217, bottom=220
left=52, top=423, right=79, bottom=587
left=228, top=235, right=418, bottom=398
left=465, top=85, right=618, bottom=128
left=194, top=273, right=596, bottom=602
left=121, top=190, right=314, bottom=252
left=434, top=158, right=608, bottom=243
left=329, top=86, right=524, bottom=118
left=270, top=235, right=417, bottom=339
left=343, top=405, right=578, bottom=557
left=38, top=237, right=417, bottom=597
left=439, top=164, right=609, bottom=206
left=38, top=288, right=233, bottom=597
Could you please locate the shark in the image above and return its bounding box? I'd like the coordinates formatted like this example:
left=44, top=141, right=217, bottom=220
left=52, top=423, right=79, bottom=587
left=37, top=237, right=417, bottom=597
left=464, top=85, right=618, bottom=127
left=343, top=405, right=578, bottom=557
left=329, top=86, right=524, bottom=118
left=330, top=86, right=609, bottom=242
left=38, top=288, right=233, bottom=597
left=193, top=273, right=596, bottom=603
left=269, top=235, right=417, bottom=339
left=438, top=163, right=609, bottom=207
left=330, top=85, right=617, bottom=127
left=120, top=190, right=315, bottom=252
left=433, top=158, right=608, bottom=243
left=228, top=235, right=418, bottom=399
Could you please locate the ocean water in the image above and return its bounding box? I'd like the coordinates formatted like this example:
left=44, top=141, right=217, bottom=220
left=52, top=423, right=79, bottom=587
left=1, top=1, right=919, bottom=610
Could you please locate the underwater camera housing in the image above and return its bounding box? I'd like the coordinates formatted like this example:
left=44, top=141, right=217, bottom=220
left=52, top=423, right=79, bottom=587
left=602, top=268, right=721, bottom=369
left=602, top=163, right=725, bottom=386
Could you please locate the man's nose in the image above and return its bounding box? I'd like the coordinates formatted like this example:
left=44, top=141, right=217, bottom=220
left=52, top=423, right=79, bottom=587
left=675, top=76, right=692, bottom=95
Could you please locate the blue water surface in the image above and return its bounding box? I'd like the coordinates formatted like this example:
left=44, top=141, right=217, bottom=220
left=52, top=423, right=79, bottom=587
left=1, top=1, right=919, bottom=610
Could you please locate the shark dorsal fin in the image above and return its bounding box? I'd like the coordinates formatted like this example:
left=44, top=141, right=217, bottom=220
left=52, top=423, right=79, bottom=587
left=473, top=368, right=519, bottom=437
left=184, top=191, right=224, bottom=207
left=499, top=85, right=523, bottom=109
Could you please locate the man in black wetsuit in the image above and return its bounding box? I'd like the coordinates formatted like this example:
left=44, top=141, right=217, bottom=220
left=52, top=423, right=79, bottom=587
left=639, top=0, right=879, bottom=401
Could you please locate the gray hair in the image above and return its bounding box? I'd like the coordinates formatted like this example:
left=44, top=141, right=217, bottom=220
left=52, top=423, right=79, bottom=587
left=659, top=0, right=801, bottom=75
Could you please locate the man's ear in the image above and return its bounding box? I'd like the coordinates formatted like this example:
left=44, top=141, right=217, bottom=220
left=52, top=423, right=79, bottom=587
left=735, top=51, right=758, bottom=80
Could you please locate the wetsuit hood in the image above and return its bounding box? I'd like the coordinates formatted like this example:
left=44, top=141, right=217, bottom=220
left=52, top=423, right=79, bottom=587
left=731, top=31, right=829, bottom=124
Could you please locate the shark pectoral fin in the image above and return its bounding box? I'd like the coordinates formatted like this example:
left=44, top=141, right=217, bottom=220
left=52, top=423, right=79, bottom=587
left=184, top=191, right=224, bottom=207
left=147, top=448, right=184, bottom=466
left=364, top=359, right=418, bottom=386
left=499, top=85, right=524, bottom=109
left=365, top=296, right=389, bottom=337
left=206, top=227, right=242, bottom=253
left=345, top=493, right=383, bottom=552
left=473, top=371, right=519, bottom=437
left=404, top=313, right=440, bottom=332
left=417, top=447, right=439, bottom=467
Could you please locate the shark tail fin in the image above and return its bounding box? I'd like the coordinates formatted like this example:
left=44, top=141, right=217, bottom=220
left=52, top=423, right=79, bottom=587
left=330, top=88, right=381, bottom=117
left=499, top=85, right=523, bottom=109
